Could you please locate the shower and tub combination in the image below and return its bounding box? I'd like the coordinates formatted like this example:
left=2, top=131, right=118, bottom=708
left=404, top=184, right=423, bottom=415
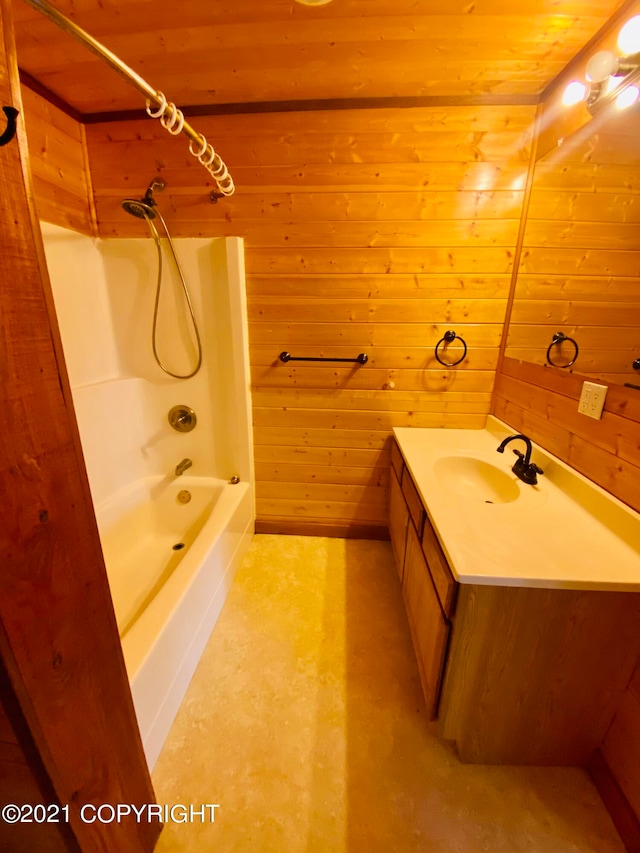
left=42, top=182, right=254, bottom=769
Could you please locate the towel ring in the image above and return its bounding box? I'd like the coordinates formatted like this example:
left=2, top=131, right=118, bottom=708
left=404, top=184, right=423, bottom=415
left=0, top=106, right=19, bottom=147
left=546, top=332, right=579, bottom=368
left=435, top=330, right=467, bottom=367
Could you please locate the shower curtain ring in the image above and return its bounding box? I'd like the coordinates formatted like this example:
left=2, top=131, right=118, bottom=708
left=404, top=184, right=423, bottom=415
left=160, top=102, right=178, bottom=130
left=189, top=134, right=208, bottom=158
left=146, top=92, right=167, bottom=118
left=211, top=160, right=229, bottom=180
left=199, top=144, right=217, bottom=167
left=166, top=106, right=184, bottom=135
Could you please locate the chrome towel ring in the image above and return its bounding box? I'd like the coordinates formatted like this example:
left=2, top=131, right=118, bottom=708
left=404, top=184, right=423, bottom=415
left=435, top=331, right=467, bottom=367
left=546, top=332, right=579, bottom=368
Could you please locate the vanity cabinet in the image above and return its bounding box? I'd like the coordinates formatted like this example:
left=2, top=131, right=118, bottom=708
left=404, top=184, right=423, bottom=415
left=388, top=443, right=410, bottom=581
left=388, top=439, right=457, bottom=719
left=388, top=434, right=640, bottom=766
left=403, top=520, right=451, bottom=719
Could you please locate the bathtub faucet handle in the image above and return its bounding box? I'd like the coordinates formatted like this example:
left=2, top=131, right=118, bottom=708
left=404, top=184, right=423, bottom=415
left=175, top=458, right=193, bottom=476
left=169, top=405, right=197, bottom=432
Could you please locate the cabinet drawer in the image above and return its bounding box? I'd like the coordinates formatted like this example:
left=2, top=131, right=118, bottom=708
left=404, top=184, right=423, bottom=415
left=401, top=469, right=424, bottom=536
left=403, top=521, right=450, bottom=720
left=388, top=466, right=409, bottom=582
left=422, top=517, right=457, bottom=618
left=390, top=438, right=404, bottom=481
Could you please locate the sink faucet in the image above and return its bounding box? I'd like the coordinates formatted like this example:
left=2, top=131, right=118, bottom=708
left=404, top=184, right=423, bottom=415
left=496, top=434, right=544, bottom=485
left=175, top=458, right=192, bottom=476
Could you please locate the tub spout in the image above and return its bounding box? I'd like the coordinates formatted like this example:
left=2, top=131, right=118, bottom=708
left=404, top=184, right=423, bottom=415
left=175, top=458, right=192, bottom=476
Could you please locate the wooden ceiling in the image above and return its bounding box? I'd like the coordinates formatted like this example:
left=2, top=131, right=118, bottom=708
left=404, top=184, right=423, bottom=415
left=11, top=0, right=629, bottom=116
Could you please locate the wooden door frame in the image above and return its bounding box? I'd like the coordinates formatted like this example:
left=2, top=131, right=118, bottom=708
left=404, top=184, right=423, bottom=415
left=0, top=1, right=160, bottom=849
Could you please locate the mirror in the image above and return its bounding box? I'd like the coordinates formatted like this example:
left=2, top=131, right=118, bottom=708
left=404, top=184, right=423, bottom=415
left=505, top=107, right=640, bottom=388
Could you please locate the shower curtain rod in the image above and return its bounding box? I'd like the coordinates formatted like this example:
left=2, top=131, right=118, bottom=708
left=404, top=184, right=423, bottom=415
left=21, top=0, right=235, bottom=196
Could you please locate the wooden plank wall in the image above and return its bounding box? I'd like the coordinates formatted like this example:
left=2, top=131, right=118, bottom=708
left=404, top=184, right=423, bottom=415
left=505, top=112, right=640, bottom=385
left=86, top=104, right=535, bottom=535
left=19, top=84, right=94, bottom=235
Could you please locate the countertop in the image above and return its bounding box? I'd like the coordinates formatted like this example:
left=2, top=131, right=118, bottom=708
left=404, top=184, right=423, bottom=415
left=393, top=416, right=640, bottom=591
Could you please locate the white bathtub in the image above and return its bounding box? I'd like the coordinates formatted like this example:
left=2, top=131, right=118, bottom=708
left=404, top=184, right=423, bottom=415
left=96, top=475, right=253, bottom=769
left=43, top=228, right=255, bottom=768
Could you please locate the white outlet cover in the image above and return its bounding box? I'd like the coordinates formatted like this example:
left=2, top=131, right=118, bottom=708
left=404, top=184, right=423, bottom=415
left=578, top=381, right=608, bottom=419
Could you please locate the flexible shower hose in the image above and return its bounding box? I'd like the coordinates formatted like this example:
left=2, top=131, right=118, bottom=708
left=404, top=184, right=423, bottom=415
left=143, top=208, right=203, bottom=379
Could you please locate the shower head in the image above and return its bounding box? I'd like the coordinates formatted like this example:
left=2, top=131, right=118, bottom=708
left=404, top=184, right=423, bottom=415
left=121, top=198, right=156, bottom=219
left=121, top=178, right=165, bottom=220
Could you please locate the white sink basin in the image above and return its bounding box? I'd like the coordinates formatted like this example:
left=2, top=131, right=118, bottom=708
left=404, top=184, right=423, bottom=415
left=434, top=456, right=521, bottom=504
left=393, top=417, right=640, bottom=591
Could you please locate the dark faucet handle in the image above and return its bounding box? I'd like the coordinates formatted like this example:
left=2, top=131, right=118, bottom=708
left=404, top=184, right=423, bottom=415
left=512, top=449, right=524, bottom=460
left=530, top=463, right=544, bottom=475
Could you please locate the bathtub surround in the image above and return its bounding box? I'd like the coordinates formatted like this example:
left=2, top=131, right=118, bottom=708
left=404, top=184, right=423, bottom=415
left=42, top=223, right=255, bottom=769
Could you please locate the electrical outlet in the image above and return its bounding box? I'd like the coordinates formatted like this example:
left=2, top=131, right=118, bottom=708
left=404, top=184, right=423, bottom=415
left=578, top=381, right=608, bottom=419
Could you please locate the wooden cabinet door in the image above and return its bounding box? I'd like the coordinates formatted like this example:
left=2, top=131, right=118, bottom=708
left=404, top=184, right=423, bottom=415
left=402, top=521, right=450, bottom=719
left=388, top=467, right=409, bottom=581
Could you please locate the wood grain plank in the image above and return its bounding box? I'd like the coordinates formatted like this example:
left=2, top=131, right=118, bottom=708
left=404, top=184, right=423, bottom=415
left=256, top=497, right=388, bottom=522
left=253, top=444, right=391, bottom=469
left=250, top=388, right=493, bottom=411
left=513, top=275, right=638, bottom=301
left=97, top=190, right=525, bottom=224
left=247, top=274, right=512, bottom=299
left=239, top=219, right=521, bottom=249
left=528, top=190, right=640, bottom=223
left=249, top=296, right=509, bottom=322
left=252, top=365, right=496, bottom=393
left=255, top=462, right=390, bottom=487
left=253, top=426, right=391, bottom=450
left=90, top=162, right=530, bottom=194
left=87, top=128, right=532, bottom=167
left=20, top=85, right=93, bottom=233
left=254, top=519, right=389, bottom=539
left=518, top=247, right=640, bottom=277
left=249, top=322, right=505, bottom=347
left=253, top=406, right=490, bottom=431
left=85, top=105, right=537, bottom=141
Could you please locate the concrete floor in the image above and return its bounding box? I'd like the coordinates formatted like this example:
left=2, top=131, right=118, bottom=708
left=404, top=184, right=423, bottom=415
left=152, top=535, right=626, bottom=852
